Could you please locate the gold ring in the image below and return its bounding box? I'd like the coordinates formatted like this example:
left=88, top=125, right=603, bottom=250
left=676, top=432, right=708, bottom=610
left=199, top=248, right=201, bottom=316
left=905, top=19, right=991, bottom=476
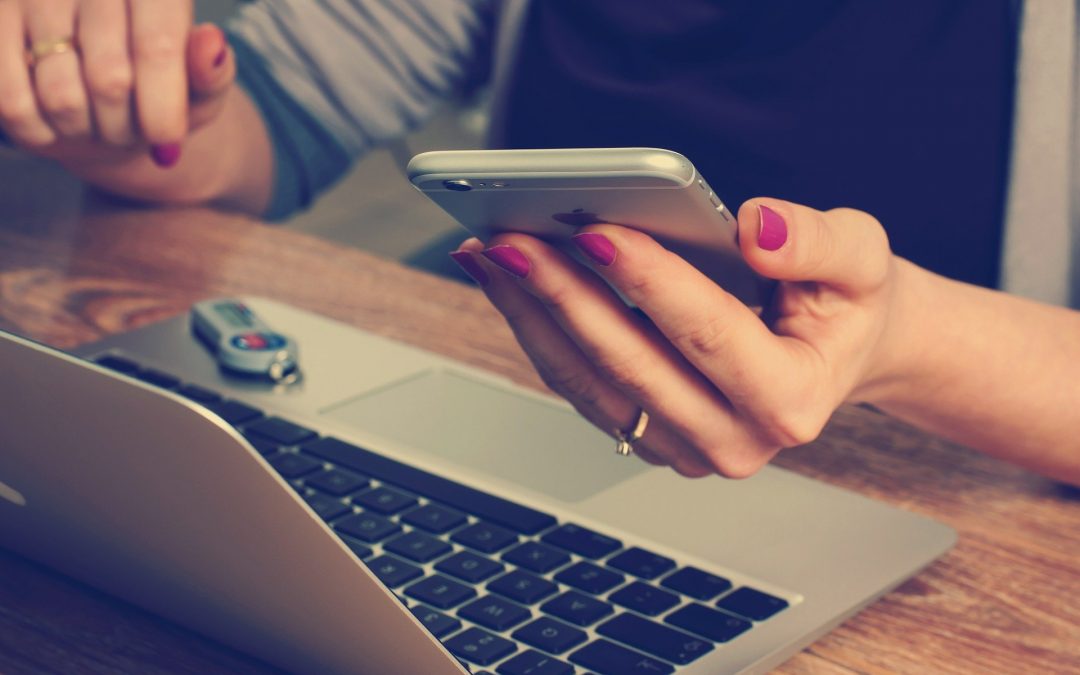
left=27, top=37, right=77, bottom=67
left=614, top=409, right=649, bottom=457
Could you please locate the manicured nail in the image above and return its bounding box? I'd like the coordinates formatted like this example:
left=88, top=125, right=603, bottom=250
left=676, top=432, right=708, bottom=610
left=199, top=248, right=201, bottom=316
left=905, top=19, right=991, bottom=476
left=213, top=46, right=228, bottom=68
left=757, top=204, right=788, bottom=251
left=572, top=232, right=617, bottom=266
left=449, top=251, right=489, bottom=286
left=482, top=245, right=531, bottom=279
left=150, top=143, right=181, bottom=168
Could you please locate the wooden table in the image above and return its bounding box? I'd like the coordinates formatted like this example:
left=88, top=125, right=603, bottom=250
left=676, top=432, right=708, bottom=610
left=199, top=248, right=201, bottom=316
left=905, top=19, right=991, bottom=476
left=1, top=159, right=1078, bottom=674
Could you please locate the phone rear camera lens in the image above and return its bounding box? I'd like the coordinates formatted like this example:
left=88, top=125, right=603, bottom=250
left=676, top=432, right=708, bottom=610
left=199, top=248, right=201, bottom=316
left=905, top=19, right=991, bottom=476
left=443, top=179, right=473, bottom=192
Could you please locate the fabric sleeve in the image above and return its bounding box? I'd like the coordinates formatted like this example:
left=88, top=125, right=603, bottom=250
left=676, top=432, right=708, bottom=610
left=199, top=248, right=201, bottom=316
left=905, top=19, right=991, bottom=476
left=227, top=0, right=494, bottom=220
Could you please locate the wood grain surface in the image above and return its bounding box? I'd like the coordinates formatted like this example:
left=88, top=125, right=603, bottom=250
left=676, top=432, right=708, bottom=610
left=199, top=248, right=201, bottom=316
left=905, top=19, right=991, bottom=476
left=0, top=181, right=1077, bottom=674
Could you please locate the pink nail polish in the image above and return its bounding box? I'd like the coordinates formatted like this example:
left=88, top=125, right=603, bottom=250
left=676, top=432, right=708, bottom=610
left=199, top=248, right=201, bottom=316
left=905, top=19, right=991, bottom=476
left=482, top=245, right=531, bottom=279
left=449, top=251, right=489, bottom=286
left=757, top=204, right=788, bottom=251
left=150, top=143, right=182, bottom=168
left=213, top=47, right=228, bottom=68
left=572, top=232, right=617, bottom=266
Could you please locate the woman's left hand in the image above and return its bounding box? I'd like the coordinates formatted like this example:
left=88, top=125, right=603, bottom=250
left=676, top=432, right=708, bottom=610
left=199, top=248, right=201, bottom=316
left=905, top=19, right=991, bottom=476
left=450, top=198, right=905, bottom=478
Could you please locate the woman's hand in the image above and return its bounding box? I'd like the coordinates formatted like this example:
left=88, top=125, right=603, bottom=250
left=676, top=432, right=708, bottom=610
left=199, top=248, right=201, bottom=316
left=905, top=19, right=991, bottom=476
left=451, top=199, right=907, bottom=478
left=0, top=0, right=235, bottom=168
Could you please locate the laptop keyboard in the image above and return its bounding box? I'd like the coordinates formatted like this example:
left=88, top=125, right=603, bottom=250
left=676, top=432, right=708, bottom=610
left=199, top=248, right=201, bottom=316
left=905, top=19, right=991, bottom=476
left=94, top=354, right=790, bottom=674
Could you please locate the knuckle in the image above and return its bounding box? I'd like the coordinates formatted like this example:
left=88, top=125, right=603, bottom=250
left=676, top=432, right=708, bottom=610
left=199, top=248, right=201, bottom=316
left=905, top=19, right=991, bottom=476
left=593, top=350, right=651, bottom=398
left=133, top=33, right=184, bottom=63
left=699, top=446, right=766, bottom=479
left=669, top=311, right=732, bottom=359
left=618, top=268, right=660, bottom=303
left=537, top=363, right=602, bottom=409
left=37, top=80, right=86, bottom=119
left=86, top=57, right=134, bottom=104
left=759, top=408, right=825, bottom=448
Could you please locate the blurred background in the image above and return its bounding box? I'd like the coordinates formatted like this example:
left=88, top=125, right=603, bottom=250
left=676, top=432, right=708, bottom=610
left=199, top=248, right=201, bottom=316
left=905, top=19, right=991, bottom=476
left=0, top=0, right=485, bottom=267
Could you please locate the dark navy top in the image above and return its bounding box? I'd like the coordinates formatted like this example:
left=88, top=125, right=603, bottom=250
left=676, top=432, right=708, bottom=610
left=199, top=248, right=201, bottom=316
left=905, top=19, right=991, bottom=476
left=500, top=1, right=1019, bottom=287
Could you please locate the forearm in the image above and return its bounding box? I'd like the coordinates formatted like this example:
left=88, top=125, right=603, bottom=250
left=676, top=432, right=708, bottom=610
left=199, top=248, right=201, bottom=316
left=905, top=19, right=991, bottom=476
left=865, top=258, right=1080, bottom=485
left=55, top=87, right=272, bottom=215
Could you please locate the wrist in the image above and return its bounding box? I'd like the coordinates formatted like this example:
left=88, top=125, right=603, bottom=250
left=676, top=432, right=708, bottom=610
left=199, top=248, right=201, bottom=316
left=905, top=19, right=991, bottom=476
left=848, top=256, right=938, bottom=408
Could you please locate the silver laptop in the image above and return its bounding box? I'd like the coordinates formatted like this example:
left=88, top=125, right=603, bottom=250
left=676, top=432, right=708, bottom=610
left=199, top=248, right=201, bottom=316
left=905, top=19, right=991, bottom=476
left=0, top=297, right=955, bottom=674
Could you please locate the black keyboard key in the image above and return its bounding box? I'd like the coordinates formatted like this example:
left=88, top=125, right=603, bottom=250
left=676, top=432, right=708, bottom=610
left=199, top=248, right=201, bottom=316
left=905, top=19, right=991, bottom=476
left=666, top=603, right=752, bottom=643
left=207, top=399, right=262, bottom=425
left=302, top=492, right=351, bottom=522
left=607, top=547, right=676, bottom=580
left=353, top=486, right=417, bottom=515
left=384, top=531, right=452, bottom=563
left=411, top=605, right=462, bottom=639
left=267, top=452, right=322, bottom=479
left=512, top=617, right=587, bottom=654
left=609, top=581, right=681, bottom=616
left=502, top=542, right=570, bottom=574
left=302, top=437, right=556, bottom=534
left=436, top=551, right=505, bottom=583
left=445, top=627, right=516, bottom=667
left=554, top=561, right=624, bottom=595
left=95, top=354, right=140, bottom=374
left=540, top=591, right=614, bottom=626
left=716, top=587, right=788, bottom=621
left=660, top=567, right=732, bottom=600
left=488, top=570, right=558, bottom=605
left=496, top=650, right=573, bottom=675
left=366, top=554, right=424, bottom=587
left=401, top=503, right=467, bottom=534
left=458, top=595, right=531, bottom=631
left=305, top=468, right=369, bottom=496
left=597, top=613, right=713, bottom=665
left=334, top=512, right=401, bottom=543
left=451, top=522, right=518, bottom=553
left=244, top=436, right=280, bottom=457
left=136, top=369, right=181, bottom=389
left=246, top=416, right=317, bottom=446
left=569, top=640, right=674, bottom=675
left=341, top=536, right=373, bottom=560
left=542, top=524, right=621, bottom=559
left=177, top=384, right=222, bottom=404
left=405, top=575, right=477, bottom=610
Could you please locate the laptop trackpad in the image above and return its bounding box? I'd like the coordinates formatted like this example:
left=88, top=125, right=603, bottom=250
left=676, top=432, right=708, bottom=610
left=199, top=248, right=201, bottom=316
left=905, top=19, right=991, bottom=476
left=321, top=369, right=646, bottom=503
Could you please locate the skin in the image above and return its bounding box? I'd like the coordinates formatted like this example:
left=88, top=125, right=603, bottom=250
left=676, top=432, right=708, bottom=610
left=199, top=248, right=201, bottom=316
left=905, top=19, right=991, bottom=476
left=3, top=3, right=1077, bottom=486
left=454, top=199, right=1080, bottom=487
left=0, top=0, right=272, bottom=213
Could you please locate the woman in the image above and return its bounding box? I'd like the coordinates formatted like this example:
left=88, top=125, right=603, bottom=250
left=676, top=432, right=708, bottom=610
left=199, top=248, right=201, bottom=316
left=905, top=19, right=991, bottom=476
left=1, top=0, right=1076, bottom=484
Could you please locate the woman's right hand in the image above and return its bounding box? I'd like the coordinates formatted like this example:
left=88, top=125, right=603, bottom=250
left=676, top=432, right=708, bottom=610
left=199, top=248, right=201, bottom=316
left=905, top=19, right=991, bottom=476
left=0, top=0, right=236, bottom=168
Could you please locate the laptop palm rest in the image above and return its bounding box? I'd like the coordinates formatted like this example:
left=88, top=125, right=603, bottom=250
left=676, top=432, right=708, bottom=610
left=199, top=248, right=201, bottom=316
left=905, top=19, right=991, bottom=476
left=321, top=369, right=646, bottom=502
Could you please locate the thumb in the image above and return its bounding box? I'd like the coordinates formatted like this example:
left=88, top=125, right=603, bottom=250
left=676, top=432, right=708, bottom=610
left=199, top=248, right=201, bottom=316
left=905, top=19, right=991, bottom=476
left=736, top=198, right=893, bottom=294
left=186, top=24, right=235, bottom=122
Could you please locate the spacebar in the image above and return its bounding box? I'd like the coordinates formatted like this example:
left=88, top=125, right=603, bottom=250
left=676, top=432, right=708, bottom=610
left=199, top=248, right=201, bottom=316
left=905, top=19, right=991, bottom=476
left=301, top=436, right=557, bottom=535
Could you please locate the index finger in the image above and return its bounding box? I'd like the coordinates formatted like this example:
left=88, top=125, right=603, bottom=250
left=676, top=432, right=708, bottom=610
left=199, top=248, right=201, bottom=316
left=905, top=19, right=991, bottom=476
left=130, top=0, right=192, bottom=143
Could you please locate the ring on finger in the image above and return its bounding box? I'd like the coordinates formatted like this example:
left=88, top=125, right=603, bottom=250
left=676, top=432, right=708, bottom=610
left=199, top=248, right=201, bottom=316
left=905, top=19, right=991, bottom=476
left=614, top=409, right=650, bottom=456
left=27, top=36, right=78, bottom=68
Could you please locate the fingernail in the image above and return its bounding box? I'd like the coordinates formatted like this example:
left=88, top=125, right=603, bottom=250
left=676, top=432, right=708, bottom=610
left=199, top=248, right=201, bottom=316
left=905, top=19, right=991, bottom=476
left=150, top=143, right=182, bottom=168
left=482, top=245, right=531, bottom=279
left=572, top=232, right=617, bottom=266
left=757, top=204, right=788, bottom=251
left=213, top=46, right=228, bottom=68
left=449, top=251, right=489, bottom=286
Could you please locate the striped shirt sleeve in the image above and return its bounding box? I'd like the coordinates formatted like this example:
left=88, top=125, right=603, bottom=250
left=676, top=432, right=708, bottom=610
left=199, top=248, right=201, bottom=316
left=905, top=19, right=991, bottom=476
left=227, top=0, right=493, bottom=219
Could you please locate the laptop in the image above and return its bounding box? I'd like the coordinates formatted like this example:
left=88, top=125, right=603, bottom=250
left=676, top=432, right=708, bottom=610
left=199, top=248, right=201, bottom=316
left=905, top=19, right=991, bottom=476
left=0, top=297, right=955, bottom=674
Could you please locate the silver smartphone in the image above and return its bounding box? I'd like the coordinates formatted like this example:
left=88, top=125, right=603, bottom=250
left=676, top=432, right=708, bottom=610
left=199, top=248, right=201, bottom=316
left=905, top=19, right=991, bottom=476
left=407, top=147, right=767, bottom=304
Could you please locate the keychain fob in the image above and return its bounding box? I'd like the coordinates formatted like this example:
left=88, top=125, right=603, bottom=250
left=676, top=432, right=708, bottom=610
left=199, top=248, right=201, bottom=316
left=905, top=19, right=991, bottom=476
left=191, top=299, right=299, bottom=382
